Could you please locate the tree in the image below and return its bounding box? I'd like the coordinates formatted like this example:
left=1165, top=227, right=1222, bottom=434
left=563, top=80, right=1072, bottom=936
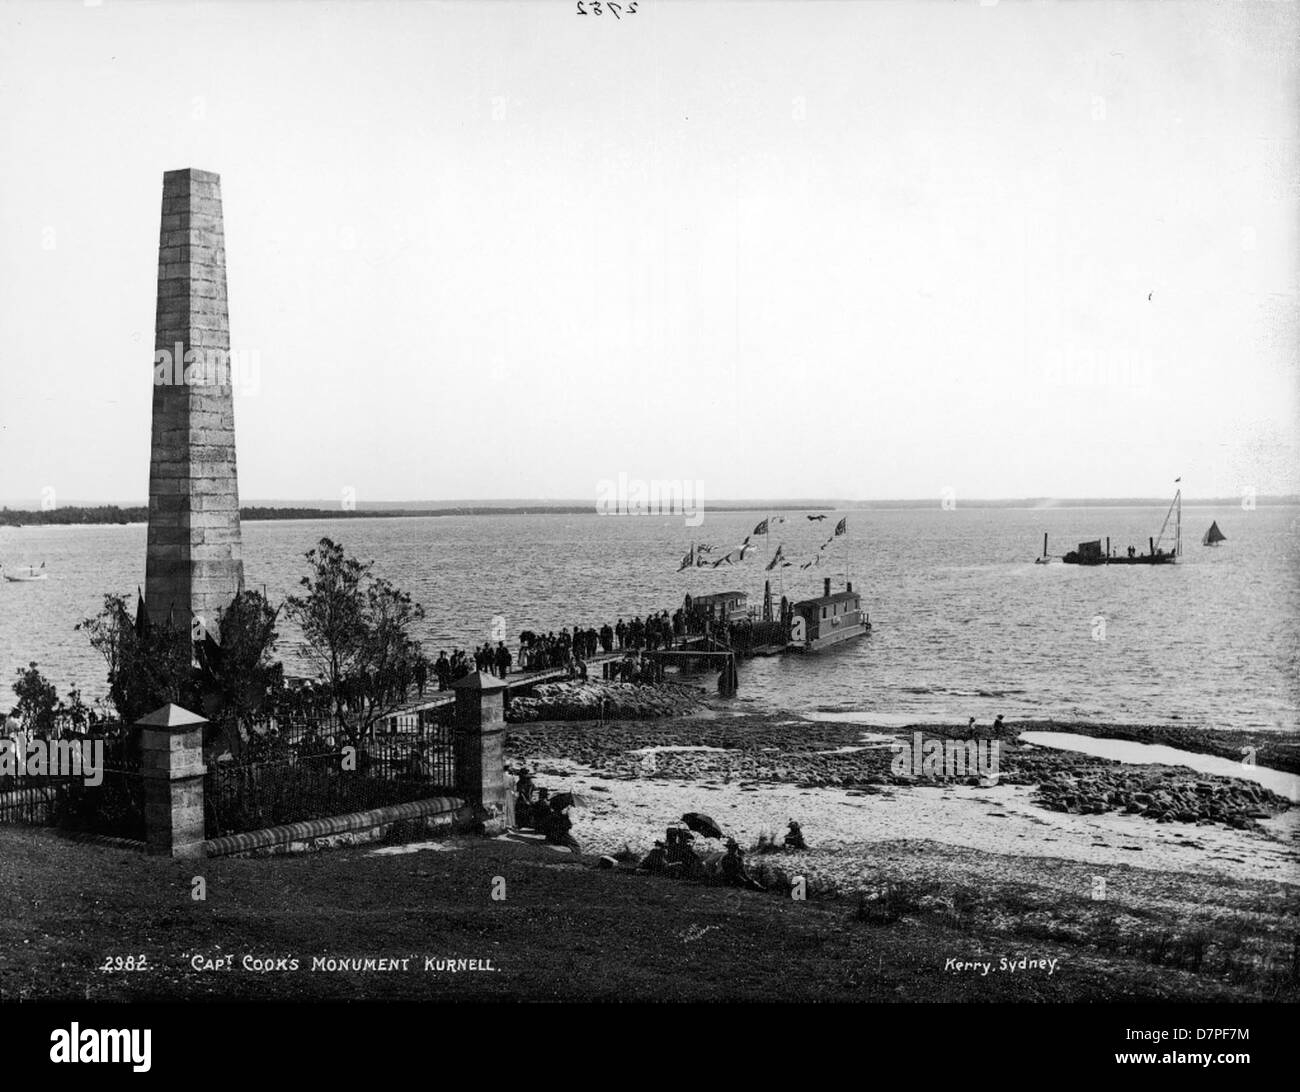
left=285, top=537, right=429, bottom=747
left=57, top=688, right=90, bottom=735
left=195, top=590, right=284, bottom=759
left=78, top=593, right=194, bottom=726
left=79, top=590, right=285, bottom=758
left=11, top=663, right=59, bottom=737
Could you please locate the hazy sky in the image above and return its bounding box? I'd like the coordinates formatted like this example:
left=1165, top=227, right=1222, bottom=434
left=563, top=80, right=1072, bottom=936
left=0, top=0, right=1296, bottom=506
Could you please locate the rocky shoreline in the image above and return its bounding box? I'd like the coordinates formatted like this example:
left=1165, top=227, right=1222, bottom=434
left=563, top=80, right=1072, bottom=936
left=505, top=702, right=1294, bottom=830
left=1034, top=767, right=1285, bottom=829
left=505, top=680, right=703, bottom=723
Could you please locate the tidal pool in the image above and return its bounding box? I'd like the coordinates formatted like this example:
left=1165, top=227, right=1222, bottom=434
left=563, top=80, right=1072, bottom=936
left=1018, top=731, right=1299, bottom=802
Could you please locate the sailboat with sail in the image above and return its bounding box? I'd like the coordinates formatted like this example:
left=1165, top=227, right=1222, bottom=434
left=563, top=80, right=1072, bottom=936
left=1202, top=521, right=1226, bottom=547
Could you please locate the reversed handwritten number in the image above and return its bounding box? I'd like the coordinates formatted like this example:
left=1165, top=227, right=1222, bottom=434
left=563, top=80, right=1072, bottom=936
left=578, top=0, right=637, bottom=14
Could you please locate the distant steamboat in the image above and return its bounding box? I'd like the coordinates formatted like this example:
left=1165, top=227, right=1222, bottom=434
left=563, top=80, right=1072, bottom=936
left=1041, top=489, right=1182, bottom=567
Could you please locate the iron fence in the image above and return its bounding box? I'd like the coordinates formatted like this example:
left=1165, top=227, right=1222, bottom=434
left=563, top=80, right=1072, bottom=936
left=0, top=731, right=144, bottom=840
left=204, top=712, right=458, bottom=838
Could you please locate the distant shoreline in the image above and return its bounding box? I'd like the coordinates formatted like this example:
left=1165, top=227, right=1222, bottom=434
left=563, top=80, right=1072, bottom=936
left=3, top=497, right=1296, bottom=528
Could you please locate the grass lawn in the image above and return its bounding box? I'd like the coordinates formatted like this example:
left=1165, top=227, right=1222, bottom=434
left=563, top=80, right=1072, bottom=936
left=0, top=826, right=1287, bottom=1002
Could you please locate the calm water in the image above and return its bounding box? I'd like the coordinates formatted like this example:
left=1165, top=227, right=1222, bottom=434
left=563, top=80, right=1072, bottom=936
left=1, top=505, right=1297, bottom=730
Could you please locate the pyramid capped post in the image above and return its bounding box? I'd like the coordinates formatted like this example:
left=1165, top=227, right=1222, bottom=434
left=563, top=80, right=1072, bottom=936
left=451, top=670, right=509, bottom=692
left=134, top=703, right=209, bottom=730
left=145, top=168, right=244, bottom=641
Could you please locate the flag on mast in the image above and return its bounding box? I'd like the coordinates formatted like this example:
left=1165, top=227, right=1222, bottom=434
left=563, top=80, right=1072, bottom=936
left=834, top=517, right=847, bottom=536
left=752, top=518, right=769, bottom=536
left=765, top=544, right=785, bottom=571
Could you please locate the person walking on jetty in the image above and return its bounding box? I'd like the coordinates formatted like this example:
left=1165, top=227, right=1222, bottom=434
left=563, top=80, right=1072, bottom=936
left=494, top=641, right=512, bottom=679
left=434, top=651, right=451, bottom=690
left=600, top=623, right=613, bottom=653
left=415, top=658, right=428, bottom=698
left=615, top=619, right=626, bottom=650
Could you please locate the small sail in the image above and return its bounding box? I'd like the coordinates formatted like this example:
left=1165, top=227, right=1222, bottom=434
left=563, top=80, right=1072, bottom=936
left=1202, top=521, right=1226, bottom=546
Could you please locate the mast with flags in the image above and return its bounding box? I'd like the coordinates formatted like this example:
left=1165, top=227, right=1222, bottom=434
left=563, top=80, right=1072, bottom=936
left=834, top=516, right=848, bottom=587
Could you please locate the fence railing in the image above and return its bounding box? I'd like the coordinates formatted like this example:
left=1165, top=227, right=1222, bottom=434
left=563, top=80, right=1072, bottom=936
left=204, top=712, right=458, bottom=838
left=0, top=731, right=144, bottom=840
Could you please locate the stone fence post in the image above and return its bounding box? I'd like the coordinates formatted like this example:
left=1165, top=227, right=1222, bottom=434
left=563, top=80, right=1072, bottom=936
left=137, top=703, right=208, bottom=858
left=451, top=671, right=508, bottom=834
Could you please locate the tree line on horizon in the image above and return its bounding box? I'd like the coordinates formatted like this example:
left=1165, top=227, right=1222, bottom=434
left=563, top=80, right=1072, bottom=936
left=2, top=495, right=1295, bottom=528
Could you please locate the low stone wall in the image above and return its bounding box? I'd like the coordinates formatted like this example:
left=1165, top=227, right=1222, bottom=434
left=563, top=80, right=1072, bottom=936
left=56, top=830, right=147, bottom=853
left=204, top=795, right=466, bottom=858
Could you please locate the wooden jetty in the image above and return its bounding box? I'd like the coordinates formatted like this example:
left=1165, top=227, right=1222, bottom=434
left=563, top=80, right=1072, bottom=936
left=287, top=574, right=871, bottom=720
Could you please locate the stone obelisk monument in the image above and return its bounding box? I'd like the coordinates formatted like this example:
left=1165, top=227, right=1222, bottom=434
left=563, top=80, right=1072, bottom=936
left=145, top=168, right=244, bottom=640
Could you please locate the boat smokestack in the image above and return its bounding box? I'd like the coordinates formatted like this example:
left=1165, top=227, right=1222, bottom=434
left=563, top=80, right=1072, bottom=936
left=824, top=577, right=831, bottom=597
left=847, top=581, right=852, bottom=593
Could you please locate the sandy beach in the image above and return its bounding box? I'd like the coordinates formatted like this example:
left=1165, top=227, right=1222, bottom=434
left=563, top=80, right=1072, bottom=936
left=506, top=704, right=1300, bottom=989
left=527, top=753, right=1300, bottom=888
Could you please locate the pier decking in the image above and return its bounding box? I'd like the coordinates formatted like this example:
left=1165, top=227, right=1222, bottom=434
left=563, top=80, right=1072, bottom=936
left=357, top=633, right=735, bottom=725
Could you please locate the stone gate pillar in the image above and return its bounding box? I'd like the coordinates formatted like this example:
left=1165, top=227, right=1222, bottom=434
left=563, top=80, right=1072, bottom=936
left=451, top=672, right=508, bottom=834
left=138, top=703, right=208, bottom=858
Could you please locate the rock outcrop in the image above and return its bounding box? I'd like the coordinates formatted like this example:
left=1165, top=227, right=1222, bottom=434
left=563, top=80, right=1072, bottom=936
left=1034, top=767, right=1289, bottom=829
left=506, top=681, right=702, bottom=723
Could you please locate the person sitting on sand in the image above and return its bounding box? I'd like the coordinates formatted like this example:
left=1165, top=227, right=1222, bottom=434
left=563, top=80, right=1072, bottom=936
left=665, top=828, right=702, bottom=875
left=993, top=714, right=1004, bottom=731
left=641, top=841, right=668, bottom=873
left=544, top=800, right=581, bottom=854
left=720, top=839, right=765, bottom=891
left=783, top=820, right=807, bottom=850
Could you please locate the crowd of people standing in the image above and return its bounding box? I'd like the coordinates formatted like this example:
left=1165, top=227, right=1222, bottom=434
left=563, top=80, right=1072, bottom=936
left=270, top=602, right=714, bottom=722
